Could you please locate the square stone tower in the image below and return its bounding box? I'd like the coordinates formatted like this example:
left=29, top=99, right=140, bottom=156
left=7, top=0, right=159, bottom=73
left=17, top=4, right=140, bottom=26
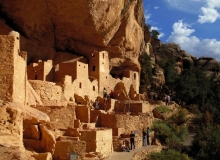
left=0, top=31, right=27, bottom=104
left=89, top=51, right=110, bottom=95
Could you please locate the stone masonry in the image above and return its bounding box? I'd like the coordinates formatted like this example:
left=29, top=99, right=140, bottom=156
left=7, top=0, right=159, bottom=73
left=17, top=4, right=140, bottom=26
left=0, top=31, right=26, bottom=104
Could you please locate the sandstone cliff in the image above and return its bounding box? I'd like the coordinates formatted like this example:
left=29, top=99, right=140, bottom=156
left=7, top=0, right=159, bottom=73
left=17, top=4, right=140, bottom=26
left=149, top=38, right=220, bottom=82
left=0, top=0, right=145, bottom=75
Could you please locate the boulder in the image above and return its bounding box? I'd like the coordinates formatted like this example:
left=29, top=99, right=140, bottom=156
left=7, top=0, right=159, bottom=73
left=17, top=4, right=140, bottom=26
left=39, top=124, right=56, bottom=154
left=23, top=106, right=50, bottom=125
left=23, top=124, right=56, bottom=154
left=23, top=124, right=40, bottom=140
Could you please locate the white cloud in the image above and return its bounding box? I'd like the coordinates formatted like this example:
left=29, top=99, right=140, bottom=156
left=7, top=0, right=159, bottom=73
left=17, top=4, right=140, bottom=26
left=197, top=0, right=220, bottom=23
left=144, top=10, right=151, bottom=22
left=198, top=7, right=220, bottom=23
left=167, top=20, right=220, bottom=61
left=164, top=0, right=206, bottom=14
left=207, top=0, right=220, bottom=8
left=154, top=6, right=159, bottom=9
left=158, top=33, right=165, bottom=39
left=151, top=26, right=159, bottom=30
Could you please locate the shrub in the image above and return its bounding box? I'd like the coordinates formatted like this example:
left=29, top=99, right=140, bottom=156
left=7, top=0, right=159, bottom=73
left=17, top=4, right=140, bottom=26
left=178, top=125, right=188, bottom=141
left=189, top=104, right=199, bottom=114
left=165, top=134, right=182, bottom=149
left=152, top=120, right=188, bottom=149
left=156, top=106, right=171, bottom=113
left=168, top=108, right=189, bottom=126
left=152, top=121, right=171, bottom=145
left=149, top=149, right=191, bottom=160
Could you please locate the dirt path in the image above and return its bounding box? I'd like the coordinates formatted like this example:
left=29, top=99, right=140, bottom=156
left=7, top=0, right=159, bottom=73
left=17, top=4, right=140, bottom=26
left=107, top=145, right=159, bottom=160
left=182, top=133, right=196, bottom=146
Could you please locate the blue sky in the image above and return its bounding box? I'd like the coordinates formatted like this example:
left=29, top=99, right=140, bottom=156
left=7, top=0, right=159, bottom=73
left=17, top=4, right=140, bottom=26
left=143, top=0, right=220, bottom=61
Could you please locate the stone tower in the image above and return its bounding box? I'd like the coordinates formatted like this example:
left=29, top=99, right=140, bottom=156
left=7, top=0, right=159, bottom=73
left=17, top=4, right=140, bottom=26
left=89, top=51, right=110, bottom=95
left=0, top=31, right=27, bottom=104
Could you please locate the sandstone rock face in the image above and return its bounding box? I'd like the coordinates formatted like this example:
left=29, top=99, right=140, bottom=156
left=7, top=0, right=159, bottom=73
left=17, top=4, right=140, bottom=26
left=0, top=103, right=23, bottom=146
left=153, top=43, right=193, bottom=63
left=151, top=64, right=165, bottom=88
left=0, top=0, right=145, bottom=75
left=0, top=145, right=28, bottom=160
left=150, top=42, right=220, bottom=78
left=196, top=57, right=220, bottom=75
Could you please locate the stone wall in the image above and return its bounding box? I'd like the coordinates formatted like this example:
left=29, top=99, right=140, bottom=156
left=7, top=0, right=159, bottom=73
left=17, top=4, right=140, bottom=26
left=97, top=113, right=154, bottom=149
left=55, top=61, right=88, bottom=82
left=29, top=80, right=63, bottom=106
left=122, top=70, right=140, bottom=94
left=53, top=141, right=86, bottom=160
left=114, top=101, right=144, bottom=113
left=36, top=105, right=76, bottom=130
left=27, top=60, right=54, bottom=81
left=75, top=105, right=90, bottom=123
left=55, top=61, right=99, bottom=102
left=0, top=32, right=26, bottom=104
left=79, top=129, right=112, bottom=158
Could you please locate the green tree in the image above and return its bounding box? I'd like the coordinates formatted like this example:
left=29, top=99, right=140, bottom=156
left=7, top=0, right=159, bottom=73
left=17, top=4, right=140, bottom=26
left=191, top=125, right=220, bottom=160
left=174, top=67, right=211, bottom=107
left=151, top=29, right=160, bottom=39
left=164, top=58, right=178, bottom=86
left=139, top=52, right=152, bottom=93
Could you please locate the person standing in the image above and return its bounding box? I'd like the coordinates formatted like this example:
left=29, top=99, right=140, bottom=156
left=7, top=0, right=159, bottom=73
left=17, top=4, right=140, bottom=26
left=147, top=127, right=151, bottom=145
left=103, top=87, right=107, bottom=98
left=167, top=95, right=170, bottom=105
left=95, top=97, right=99, bottom=110
left=130, top=131, right=135, bottom=150
left=143, top=129, right=147, bottom=146
left=109, top=90, right=114, bottom=98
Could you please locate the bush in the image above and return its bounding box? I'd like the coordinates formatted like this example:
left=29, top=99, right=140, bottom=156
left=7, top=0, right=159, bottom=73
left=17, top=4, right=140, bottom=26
left=149, top=149, right=191, bottom=160
left=156, top=106, right=171, bottom=113
left=152, top=121, right=172, bottom=145
left=165, top=134, right=182, bottom=149
left=152, top=120, right=188, bottom=149
left=189, top=104, right=200, bottom=114
left=168, top=108, right=189, bottom=126
left=178, top=125, right=188, bottom=141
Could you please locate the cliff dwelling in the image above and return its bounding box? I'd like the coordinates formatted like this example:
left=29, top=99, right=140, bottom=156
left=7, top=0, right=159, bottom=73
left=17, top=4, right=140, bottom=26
left=0, top=31, right=159, bottom=160
left=0, top=0, right=165, bottom=159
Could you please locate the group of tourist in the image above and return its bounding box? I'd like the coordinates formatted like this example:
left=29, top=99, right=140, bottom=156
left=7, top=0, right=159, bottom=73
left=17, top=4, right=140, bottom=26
left=103, top=87, right=114, bottom=99
left=143, top=127, right=151, bottom=146
left=121, top=128, right=151, bottom=152
left=94, top=88, right=114, bottom=110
